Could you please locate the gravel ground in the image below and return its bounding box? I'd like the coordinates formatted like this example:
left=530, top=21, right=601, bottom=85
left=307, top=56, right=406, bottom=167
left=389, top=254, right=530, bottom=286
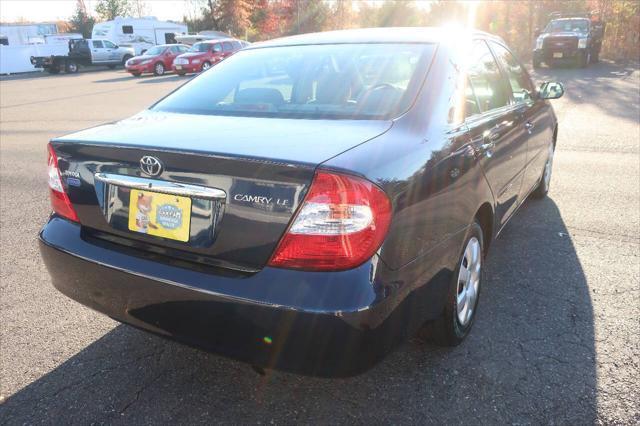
left=0, top=62, right=638, bottom=425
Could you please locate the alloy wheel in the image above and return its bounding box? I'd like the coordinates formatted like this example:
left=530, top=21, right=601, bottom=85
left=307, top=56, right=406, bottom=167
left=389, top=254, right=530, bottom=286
left=155, top=63, right=165, bottom=75
left=456, top=237, right=481, bottom=326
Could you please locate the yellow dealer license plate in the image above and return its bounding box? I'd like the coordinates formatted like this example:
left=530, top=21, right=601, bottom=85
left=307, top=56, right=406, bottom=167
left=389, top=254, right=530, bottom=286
left=553, top=52, right=563, bottom=58
left=128, top=189, right=191, bottom=242
left=175, top=65, right=182, bottom=70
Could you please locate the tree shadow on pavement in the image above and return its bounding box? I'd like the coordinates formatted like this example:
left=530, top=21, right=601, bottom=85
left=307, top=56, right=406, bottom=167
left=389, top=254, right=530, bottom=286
left=0, top=197, right=596, bottom=424
left=531, top=60, right=639, bottom=124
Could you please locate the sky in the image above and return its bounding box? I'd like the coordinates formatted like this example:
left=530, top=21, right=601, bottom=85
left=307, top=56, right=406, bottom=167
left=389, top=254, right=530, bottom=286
left=0, top=0, right=435, bottom=24
left=0, top=0, right=193, bottom=23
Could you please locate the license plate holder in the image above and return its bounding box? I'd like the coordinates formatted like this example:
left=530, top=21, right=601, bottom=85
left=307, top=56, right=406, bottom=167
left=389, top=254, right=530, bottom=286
left=553, top=52, right=563, bottom=58
left=128, top=189, right=192, bottom=242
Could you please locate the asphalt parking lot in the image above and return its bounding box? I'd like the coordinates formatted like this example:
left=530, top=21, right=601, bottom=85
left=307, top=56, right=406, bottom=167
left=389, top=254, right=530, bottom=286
left=1, top=63, right=638, bottom=424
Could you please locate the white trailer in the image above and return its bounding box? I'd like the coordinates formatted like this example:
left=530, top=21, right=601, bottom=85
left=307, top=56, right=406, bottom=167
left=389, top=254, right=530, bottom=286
left=91, top=17, right=187, bottom=55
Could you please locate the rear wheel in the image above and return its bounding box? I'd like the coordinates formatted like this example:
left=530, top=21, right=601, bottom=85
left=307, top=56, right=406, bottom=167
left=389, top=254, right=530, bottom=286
left=421, top=221, right=484, bottom=346
left=201, top=61, right=211, bottom=72
left=65, top=61, right=78, bottom=73
left=153, top=62, right=165, bottom=76
left=532, top=142, right=554, bottom=198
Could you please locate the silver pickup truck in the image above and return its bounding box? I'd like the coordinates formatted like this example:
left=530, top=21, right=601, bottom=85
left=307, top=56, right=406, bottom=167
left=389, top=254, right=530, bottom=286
left=31, top=39, right=135, bottom=74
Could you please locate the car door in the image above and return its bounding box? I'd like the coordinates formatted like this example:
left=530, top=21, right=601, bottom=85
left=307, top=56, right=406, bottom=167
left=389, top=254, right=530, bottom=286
left=222, top=41, right=234, bottom=58
left=101, top=40, right=119, bottom=62
left=164, top=46, right=179, bottom=67
left=465, top=40, right=527, bottom=228
left=488, top=40, right=551, bottom=197
left=91, top=40, right=107, bottom=62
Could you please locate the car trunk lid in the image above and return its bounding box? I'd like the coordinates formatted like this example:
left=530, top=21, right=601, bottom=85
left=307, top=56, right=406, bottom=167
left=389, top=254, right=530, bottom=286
left=51, top=111, right=391, bottom=271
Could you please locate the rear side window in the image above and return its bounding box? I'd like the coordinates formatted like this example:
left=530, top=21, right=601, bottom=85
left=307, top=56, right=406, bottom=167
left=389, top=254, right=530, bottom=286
left=122, top=25, right=133, bottom=34
left=92, top=40, right=104, bottom=48
left=489, top=42, right=534, bottom=103
left=212, top=43, right=223, bottom=53
left=231, top=41, right=241, bottom=50
left=222, top=41, right=233, bottom=52
left=468, top=40, right=510, bottom=112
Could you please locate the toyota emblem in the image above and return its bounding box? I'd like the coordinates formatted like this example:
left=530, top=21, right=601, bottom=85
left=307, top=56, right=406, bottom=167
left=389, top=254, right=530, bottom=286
left=140, top=156, right=163, bottom=177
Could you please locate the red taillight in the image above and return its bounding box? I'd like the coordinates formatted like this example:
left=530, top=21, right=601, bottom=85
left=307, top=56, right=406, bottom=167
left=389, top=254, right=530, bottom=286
left=268, top=170, right=392, bottom=271
left=47, top=143, right=79, bottom=222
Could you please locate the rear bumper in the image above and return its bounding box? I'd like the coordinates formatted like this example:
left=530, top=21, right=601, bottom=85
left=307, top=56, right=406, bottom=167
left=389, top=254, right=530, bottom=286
left=126, top=64, right=152, bottom=74
left=39, top=216, right=454, bottom=376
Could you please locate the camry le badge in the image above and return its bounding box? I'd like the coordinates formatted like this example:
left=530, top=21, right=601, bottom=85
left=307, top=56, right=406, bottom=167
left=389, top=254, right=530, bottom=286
left=140, top=156, right=163, bottom=177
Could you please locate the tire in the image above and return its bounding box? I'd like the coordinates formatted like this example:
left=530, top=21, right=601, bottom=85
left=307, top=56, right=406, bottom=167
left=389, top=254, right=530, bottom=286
left=532, top=142, right=555, bottom=198
left=153, top=62, right=165, bottom=76
left=65, top=61, right=78, bottom=73
left=122, top=55, right=133, bottom=66
left=201, top=61, right=211, bottom=72
left=578, top=50, right=590, bottom=68
left=420, top=221, right=484, bottom=346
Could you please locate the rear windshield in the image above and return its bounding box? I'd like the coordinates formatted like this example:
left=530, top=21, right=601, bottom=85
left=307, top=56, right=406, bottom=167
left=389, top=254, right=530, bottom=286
left=144, top=46, right=165, bottom=56
left=152, top=43, right=435, bottom=120
left=189, top=42, right=211, bottom=52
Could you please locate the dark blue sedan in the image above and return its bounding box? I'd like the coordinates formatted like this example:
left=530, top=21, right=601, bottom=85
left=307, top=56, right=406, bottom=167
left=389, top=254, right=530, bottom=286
left=40, top=28, right=564, bottom=376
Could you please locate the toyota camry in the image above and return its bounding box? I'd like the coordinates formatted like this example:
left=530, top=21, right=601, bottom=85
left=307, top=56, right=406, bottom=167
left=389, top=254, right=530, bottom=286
left=40, top=28, right=564, bottom=377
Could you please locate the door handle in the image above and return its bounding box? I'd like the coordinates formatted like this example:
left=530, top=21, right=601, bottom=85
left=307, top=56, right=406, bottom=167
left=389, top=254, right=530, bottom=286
left=525, top=121, right=535, bottom=133
left=479, top=131, right=499, bottom=156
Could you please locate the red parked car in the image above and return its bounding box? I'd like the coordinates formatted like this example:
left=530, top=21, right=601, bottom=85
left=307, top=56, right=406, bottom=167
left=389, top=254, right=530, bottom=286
left=172, top=39, right=245, bottom=75
left=125, top=44, right=190, bottom=77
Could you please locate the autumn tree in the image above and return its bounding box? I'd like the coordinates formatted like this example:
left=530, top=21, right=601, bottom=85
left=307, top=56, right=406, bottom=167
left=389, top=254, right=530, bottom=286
left=95, top=0, right=133, bottom=21
left=69, top=0, right=95, bottom=38
left=216, top=0, right=252, bottom=37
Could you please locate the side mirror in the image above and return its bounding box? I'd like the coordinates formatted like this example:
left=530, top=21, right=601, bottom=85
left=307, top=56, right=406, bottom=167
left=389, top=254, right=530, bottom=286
left=539, top=81, right=565, bottom=100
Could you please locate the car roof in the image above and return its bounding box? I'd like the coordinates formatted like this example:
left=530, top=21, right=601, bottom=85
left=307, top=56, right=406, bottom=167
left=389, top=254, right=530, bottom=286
left=551, top=17, right=589, bottom=21
left=246, top=27, right=500, bottom=49
left=198, top=38, right=237, bottom=44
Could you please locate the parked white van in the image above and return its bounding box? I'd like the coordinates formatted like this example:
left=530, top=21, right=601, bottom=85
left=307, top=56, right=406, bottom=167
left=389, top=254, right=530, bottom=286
left=91, top=17, right=187, bottom=55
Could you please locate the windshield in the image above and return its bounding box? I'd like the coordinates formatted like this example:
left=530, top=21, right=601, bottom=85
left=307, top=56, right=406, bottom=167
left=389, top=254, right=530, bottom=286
left=144, top=46, right=165, bottom=56
left=152, top=43, right=434, bottom=120
left=545, top=19, right=589, bottom=33
left=189, top=42, right=211, bottom=52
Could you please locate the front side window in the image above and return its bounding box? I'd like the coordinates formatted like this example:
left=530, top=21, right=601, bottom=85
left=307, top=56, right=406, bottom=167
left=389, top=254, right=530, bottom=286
left=489, top=42, right=534, bottom=103
left=467, top=40, right=510, bottom=113
left=222, top=41, right=233, bottom=52
left=152, top=43, right=434, bottom=120
left=92, top=40, right=104, bottom=48
left=103, top=40, right=116, bottom=49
